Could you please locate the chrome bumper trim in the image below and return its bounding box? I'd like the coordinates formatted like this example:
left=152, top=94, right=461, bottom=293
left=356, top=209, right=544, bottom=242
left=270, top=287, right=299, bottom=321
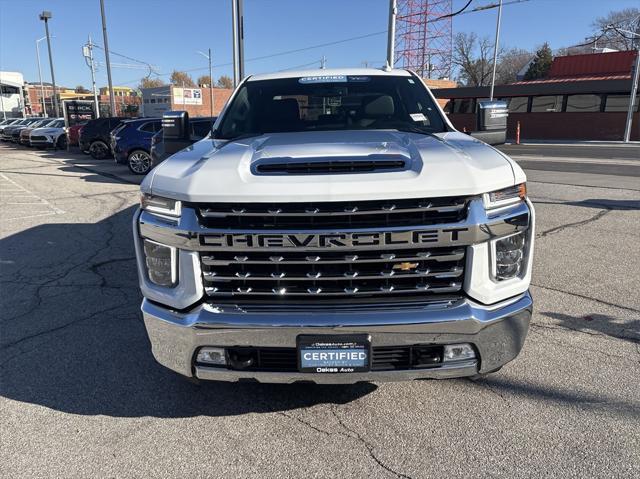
left=141, top=291, right=532, bottom=383
left=195, top=360, right=479, bottom=384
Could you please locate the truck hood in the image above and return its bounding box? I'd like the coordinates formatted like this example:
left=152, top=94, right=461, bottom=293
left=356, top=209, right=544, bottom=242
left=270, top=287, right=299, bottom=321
left=146, top=130, right=524, bottom=203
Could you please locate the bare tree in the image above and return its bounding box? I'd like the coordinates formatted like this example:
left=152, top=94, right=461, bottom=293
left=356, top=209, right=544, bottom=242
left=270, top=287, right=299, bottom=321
left=496, top=48, right=532, bottom=84
left=452, top=33, right=502, bottom=87
left=592, top=8, right=640, bottom=51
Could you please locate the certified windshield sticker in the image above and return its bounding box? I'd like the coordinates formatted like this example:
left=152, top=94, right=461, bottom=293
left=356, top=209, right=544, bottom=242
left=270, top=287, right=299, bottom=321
left=299, top=75, right=347, bottom=83
left=410, top=113, right=427, bottom=122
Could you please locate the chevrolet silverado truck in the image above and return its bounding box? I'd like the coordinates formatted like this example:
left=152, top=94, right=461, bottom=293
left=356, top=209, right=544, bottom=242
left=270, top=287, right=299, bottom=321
left=134, top=68, right=534, bottom=383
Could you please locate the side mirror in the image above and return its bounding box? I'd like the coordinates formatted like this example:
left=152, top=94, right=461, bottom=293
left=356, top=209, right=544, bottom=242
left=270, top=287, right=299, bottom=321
left=162, top=110, right=190, bottom=155
left=473, top=100, right=508, bottom=145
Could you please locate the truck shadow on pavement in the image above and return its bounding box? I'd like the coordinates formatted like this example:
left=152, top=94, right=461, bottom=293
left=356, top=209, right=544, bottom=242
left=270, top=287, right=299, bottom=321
left=0, top=206, right=376, bottom=418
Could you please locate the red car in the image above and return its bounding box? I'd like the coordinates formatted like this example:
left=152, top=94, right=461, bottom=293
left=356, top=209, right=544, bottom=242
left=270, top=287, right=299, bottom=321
left=67, top=122, right=87, bottom=146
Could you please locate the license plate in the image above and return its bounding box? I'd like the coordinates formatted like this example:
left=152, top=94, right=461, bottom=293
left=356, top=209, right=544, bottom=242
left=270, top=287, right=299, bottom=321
left=297, top=335, right=371, bottom=373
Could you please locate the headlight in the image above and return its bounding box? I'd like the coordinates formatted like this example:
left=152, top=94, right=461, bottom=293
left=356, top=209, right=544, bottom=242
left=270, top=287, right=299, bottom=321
left=492, top=232, right=526, bottom=281
left=140, top=194, right=181, bottom=217
left=484, top=183, right=526, bottom=209
left=143, top=239, right=177, bottom=287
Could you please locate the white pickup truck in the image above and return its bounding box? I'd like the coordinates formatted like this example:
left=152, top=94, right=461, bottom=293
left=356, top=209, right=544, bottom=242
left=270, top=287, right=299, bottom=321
left=134, top=68, right=534, bottom=383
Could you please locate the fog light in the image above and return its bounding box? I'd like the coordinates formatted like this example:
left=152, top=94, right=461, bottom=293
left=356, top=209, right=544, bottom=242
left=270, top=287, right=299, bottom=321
left=494, top=232, right=526, bottom=280
left=143, top=239, right=177, bottom=287
left=443, top=343, right=476, bottom=362
left=196, top=347, right=227, bottom=365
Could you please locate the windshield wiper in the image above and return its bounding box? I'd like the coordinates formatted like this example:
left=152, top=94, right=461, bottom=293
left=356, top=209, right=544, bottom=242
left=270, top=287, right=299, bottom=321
left=390, top=125, right=439, bottom=136
left=215, top=132, right=264, bottom=142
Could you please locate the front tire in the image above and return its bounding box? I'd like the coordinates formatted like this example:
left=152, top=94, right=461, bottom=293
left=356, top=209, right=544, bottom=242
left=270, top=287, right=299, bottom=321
left=89, top=140, right=109, bottom=159
left=56, top=135, right=67, bottom=150
left=127, top=149, right=152, bottom=175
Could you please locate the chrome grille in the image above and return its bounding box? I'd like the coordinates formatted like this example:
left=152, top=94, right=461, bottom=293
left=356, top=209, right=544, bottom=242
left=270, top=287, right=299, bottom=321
left=197, top=197, right=469, bottom=302
left=201, top=246, right=465, bottom=300
left=194, top=196, right=467, bottom=229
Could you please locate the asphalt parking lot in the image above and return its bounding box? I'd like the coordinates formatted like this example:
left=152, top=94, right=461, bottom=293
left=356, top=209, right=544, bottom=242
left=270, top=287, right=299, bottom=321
left=1, top=142, right=639, bottom=478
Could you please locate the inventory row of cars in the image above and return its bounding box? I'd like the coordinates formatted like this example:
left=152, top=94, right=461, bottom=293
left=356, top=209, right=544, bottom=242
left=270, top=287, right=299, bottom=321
left=1, top=115, right=215, bottom=175
left=0, top=117, right=67, bottom=148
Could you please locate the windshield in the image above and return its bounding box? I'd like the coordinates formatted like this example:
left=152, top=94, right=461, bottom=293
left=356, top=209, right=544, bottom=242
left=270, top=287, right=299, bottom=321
left=214, top=75, right=447, bottom=140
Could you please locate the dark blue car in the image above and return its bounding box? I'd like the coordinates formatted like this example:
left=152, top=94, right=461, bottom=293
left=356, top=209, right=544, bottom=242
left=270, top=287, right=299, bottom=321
left=110, top=118, right=162, bottom=175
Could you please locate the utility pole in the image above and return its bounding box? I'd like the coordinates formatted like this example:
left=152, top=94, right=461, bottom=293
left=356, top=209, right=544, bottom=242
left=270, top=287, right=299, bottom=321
left=386, top=0, right=397, bottom=70
left=489, top=0, right=503, bottom=100
left=39, top=11, right=59, bottom=117
left=83, top=35, right=100, bottom=118
left=320, top=55, right=327, bottom=69
left=100, top=0, right=116, bottom=116
left=36, top=37, right=48, bottom=117
left=231, top=0, right=244, bottom=86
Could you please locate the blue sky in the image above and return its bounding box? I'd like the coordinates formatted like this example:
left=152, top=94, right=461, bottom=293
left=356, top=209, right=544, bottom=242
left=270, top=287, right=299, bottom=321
left=0, top=0, right=637, bottom=89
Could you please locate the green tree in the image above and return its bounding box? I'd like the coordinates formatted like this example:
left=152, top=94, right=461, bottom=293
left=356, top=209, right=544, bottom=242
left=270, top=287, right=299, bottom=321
left=75, top=85, right=89, bottom=93
left=216, top=75, right=233, bottom=89
left=170, top=70, right=196, bottom=87
left=524, top=43, right=553, bottom=81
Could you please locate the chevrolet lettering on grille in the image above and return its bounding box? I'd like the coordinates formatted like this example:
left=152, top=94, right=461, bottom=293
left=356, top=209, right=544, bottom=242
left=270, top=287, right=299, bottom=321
left=200, top=228, right=470, bottom=250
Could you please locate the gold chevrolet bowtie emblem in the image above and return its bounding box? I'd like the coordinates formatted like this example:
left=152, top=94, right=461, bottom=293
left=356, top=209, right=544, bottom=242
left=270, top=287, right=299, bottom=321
left=392, top=262, right=419, bottom=271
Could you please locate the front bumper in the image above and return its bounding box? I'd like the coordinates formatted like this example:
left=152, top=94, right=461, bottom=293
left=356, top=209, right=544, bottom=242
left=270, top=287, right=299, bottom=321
left=142, top=291, right=532, bottom=383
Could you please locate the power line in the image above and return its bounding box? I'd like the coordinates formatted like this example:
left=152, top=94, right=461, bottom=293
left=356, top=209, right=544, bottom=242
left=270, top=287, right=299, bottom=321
left=111, top=0, right=530, bottom=87
left=438, top=0, right=473, bottom=20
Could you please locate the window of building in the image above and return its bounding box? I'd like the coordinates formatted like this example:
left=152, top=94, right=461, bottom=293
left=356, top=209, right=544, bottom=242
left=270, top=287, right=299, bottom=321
left=144, top=99, right=149, bottom=104
left=506, top=97, right=528, bottom=113
left=453, top=98, right=474, bottom=114
left=150, top=99, right=156, bottom=103
left=604, top=94, right=640, bottom=112
left=531, top=95, right=563, bottom=112
left=565, top=94, right=601, bottom=112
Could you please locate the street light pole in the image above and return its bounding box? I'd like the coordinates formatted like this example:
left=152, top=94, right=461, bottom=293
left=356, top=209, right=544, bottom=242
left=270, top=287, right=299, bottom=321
left=489, top=0, right=503, bottom=100
left=36, top=37, right=48, bottom=117
left=99, top=0, right=116, bottom=116
left=197, top=49, right=215, bottom=117
left=39, top=11, right=59, bottom=117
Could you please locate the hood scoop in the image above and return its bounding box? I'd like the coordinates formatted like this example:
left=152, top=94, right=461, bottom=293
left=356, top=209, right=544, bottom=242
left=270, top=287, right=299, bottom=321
left=252, top=154, right=409, bottom=176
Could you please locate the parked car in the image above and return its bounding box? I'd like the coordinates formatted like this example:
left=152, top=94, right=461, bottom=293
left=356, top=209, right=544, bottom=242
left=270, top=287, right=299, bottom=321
left=150, top=116, right=215, bottom=168
left=133, top=68, right=534, bottom=384
left=29, top=119, right=67, bottom=149
left=78, top=117, right=126, bottom=159
left=19, top=118, right=62, bottom=145
left=67, top=121, right=87, bottom=146
left=1, top=118, right=41, bottom=141
left=0, top=118, right=22, bottom=127
left=110, top=118, right=162, bottom=174
left=0, top=118, right=24, bottom=134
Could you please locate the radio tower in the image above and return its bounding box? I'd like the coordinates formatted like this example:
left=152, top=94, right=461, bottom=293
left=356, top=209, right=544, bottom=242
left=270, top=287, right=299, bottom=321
left=394, top=0, right=453, bottom=79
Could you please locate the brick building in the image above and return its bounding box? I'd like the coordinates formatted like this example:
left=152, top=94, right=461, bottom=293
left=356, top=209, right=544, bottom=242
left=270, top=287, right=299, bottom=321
left=140, top=85, right=233, bottom=118
left=432, top=51, right=640, bottom=141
